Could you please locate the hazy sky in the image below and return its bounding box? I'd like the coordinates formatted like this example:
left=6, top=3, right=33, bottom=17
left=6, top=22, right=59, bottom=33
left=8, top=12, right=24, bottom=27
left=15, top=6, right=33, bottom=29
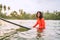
left=0, top=0, right=60, bottom=13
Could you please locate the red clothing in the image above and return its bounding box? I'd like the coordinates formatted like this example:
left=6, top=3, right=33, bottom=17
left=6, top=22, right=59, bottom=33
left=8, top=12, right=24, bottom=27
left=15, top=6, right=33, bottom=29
left=33, top=18, right=45, bottom=32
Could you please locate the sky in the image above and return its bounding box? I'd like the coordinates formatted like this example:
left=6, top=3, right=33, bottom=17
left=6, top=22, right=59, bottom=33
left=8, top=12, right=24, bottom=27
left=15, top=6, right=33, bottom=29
left=0, top=0, right=60, bottom=13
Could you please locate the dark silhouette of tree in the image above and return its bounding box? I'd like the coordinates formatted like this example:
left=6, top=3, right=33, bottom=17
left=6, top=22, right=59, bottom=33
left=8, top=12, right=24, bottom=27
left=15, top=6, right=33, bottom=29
left=0, top=4, right=2, bottom=12
left=10, top=11, right=18, bottom=17
left=8, top=6, right=10, bottom=10
left=4, top=5, right=6, bottom=11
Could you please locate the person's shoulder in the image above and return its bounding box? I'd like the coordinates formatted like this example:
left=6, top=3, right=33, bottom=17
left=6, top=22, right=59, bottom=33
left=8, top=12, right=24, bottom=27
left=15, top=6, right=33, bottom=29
left=37, top=18, right=40, bottom=20
left=37, top=18, right=45, bottom=20
left=42, top=18, right=44, bottom=19
left=41, top=18, right=45, bottom=20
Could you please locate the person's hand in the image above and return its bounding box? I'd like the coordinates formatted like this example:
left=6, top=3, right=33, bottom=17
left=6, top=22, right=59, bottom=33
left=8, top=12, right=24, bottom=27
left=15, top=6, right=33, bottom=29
left=33, top=26, right=35, bottom=28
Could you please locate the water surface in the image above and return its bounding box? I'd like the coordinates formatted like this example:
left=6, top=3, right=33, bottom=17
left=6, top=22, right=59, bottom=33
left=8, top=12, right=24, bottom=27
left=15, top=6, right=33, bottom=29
left=0, top=20, right=60, bottom=40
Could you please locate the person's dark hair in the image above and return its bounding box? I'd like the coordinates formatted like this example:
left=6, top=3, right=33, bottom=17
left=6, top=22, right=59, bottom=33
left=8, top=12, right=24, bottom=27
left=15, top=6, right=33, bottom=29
left=36, top=11, right=43, bottom=19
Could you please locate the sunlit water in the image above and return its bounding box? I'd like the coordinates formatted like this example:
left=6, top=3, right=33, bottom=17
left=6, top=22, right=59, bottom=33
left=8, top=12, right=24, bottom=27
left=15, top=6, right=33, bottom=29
left=0, top=20, right=60, bottom=40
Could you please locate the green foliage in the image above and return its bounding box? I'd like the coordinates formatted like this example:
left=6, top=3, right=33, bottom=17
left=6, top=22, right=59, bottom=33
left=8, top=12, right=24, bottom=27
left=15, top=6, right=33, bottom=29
left=0, top=4, right=60, bottom=20
left=44, top=12, right=60, bottom=20
left=16, top=28, right=29, bottom=32
left=30, top=14, right=36, bottom=19
left=8, top=6, right=10, bottom=10
left=0, top=4, right=2, bottom=11
left=4, top=5, right=6, bottom=11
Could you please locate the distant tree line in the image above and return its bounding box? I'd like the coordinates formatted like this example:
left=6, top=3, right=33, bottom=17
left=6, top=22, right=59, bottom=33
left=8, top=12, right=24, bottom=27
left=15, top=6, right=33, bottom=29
left=0, top=4, right=60, bottom=20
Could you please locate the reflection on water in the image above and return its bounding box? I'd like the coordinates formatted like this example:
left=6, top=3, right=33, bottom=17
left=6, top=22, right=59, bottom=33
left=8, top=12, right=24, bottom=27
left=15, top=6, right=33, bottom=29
left=0, top=20, right=60, bottom=40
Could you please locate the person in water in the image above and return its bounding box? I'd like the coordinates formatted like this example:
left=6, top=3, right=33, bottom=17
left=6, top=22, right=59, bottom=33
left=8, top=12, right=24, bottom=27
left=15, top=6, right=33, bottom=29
left=33, top=11, right=45, bottom=37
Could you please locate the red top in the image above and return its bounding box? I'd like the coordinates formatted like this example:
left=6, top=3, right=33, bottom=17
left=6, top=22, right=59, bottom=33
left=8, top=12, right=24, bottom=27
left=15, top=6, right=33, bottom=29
left=33, top=18, right=45, bottom=29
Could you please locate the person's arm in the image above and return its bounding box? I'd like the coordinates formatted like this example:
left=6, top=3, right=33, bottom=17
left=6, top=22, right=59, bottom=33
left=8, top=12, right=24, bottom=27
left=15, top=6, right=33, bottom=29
left=33, top=20, right=38, bottom=28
